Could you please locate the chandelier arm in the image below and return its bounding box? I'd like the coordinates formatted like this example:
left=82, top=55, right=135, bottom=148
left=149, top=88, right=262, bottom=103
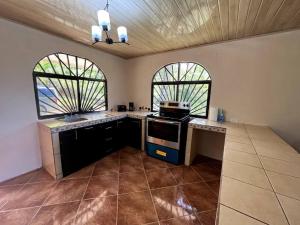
left=104, top=30, right=110, bottom=39
left=104, top=0, right=109, bottom=11
left=113, top=41, right=130, bottom=45
left=92, top=41, right=105, bottom=45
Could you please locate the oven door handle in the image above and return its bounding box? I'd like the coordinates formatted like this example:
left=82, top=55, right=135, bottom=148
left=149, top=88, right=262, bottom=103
left=148, top=118, right=180, bottom=125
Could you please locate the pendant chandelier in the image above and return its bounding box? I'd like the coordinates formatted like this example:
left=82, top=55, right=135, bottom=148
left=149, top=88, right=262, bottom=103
left=91, top=0, right=129, bottom=45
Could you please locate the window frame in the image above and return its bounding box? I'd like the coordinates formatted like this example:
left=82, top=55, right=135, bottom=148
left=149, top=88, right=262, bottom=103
left=32, top=52, right=108, bottom=119
left=151, top=62, right=212, bottom=118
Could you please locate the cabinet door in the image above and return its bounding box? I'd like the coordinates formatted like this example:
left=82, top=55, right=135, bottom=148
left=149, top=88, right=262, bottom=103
left=127, top=118, right=142, bottom=149
left=77, top=125, right=102, bottom=165
left=59, top=129, right=81, bottom=176
left=115, top=119, right=128, bottom=149
left=99, top=121, right=117, bottom=155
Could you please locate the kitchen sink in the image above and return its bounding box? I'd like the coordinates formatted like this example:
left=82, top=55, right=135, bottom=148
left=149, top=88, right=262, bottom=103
left=57, top=116, right=88, bottom=123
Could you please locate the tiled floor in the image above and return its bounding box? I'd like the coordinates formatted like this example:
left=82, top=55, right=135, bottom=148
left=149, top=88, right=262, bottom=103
left=0, top=147, right=221, bottom=225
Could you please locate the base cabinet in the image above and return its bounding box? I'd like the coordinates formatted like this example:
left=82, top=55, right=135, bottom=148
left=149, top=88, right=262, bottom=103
left=59, top=129, right=82, bottom=177
left=126, top=118, right=142, bottom=149
left=59, top=118, right=142, bottom=177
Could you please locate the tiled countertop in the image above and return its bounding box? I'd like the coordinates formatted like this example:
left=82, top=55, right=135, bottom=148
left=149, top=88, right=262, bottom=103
left=38, top=111, right=153, bottom=133
left=188, top=118, right=300, bottom=225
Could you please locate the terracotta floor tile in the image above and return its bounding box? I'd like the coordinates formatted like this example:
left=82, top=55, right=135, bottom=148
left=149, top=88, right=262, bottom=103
left=30, top=201, right=80, bottom=225
left=192, top=164, right=221, bottom=182
left=0, top=150, right=222, bottom=224
left=105, top=151, right=120, bottom=161
left=119, top=155, right=144, bottom=173
left=170, top=166, right=202, bottom=184
left=119, top=171, right=148, bottom=194
left=45, top=178, right=89, bottom=205
left=117, top=191, right=157, bottom=225
left=146, top=168, right=178, bottom=189
left=1, top=182, right=57, bottom=210
left=159, top=215, right=201, bottom=225
left=142, top=154, right=168, bottom=170
left=192, top=155, right=222, bottom=168
left=93, top=158, right=119, bottom=176
left=28, top=169, right=54, bottom=183
left=205, top=180, right=220, bottom=196
left=181, top=182, right=218, bottom=213
left=74, top=196, right=117, bottom=225
left=0, top=207, right=39, bottom=225
left=0, top=170, right=38, bottom=187
left=197, top=210, right=216, bottom=225
left=119, top=147, right=142, bottom=159
left=63, top=164, right=95, bottom=180
left=151, top=186, right=192, bottom=221
left=0, top=186, right=23, bottom=210
left=84, top=174, right=118, bottom=199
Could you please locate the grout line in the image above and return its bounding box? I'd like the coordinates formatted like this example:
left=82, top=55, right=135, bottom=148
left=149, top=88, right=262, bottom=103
left=27, top=181, right=59, bottom=225
left=168, top=162, right=217, bottom=223
left=245, top=127, right=291, bottom=225
left=222, top=175, right=272, bottom=191
left=223, top=157, right=263, bottom=169
left=72, top=162, right=97, bottom=224
left=140, top=152, right=160, bottom=224
left=116, top=151, right=120, bottom=225
left=263, top=169, right=300, bottom=180
left=220, top=203, right=269, bottom=225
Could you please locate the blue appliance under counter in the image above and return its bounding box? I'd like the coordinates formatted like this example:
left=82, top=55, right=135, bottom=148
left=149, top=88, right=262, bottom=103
left=146, top=142, right=184, bottom=165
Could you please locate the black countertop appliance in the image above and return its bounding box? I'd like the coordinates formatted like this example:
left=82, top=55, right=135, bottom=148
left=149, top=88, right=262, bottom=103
left=129, top=102, right=134, bottom=111
left=117, top=105, right=127, bottom=112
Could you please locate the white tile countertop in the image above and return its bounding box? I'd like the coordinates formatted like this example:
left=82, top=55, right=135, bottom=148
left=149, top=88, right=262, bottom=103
left=187, top=118, right=300, bottom=225
left=38, top=111, right=153, bottom=133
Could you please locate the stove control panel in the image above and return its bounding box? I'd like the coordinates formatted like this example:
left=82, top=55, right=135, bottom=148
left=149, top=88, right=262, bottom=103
left=160, top=101, right=190, bottom=110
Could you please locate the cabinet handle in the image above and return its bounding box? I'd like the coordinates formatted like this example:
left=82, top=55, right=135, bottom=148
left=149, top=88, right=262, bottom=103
left=105, top=137, right=113, bottom=142
left=105, top=126, right=113, bottom=130
left=84, top=127, right=94, bottom=130
left=75, top=130, right=78, bottom=140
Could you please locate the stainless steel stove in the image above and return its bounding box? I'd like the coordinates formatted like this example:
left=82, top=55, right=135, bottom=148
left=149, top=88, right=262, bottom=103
left=146, top=101, right=190, bottom=164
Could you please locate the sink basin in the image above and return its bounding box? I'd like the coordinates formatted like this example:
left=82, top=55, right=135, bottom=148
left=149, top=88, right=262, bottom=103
left=57, top=117, right=88, bottom=123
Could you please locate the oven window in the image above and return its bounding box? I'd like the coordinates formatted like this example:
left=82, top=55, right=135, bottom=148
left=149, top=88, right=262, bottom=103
left=148, top=121, right=179, bottom=142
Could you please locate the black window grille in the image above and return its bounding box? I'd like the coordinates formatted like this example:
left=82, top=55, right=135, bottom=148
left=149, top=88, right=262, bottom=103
left=33, top=53, right=107, bottom=119
left=151, top=62, right=212, bottom=118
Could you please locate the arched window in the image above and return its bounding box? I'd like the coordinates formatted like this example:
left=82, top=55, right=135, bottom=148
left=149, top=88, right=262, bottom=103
left=151, top=62, right=211, bottom=118
left=33, top=53, right=107, bottom=119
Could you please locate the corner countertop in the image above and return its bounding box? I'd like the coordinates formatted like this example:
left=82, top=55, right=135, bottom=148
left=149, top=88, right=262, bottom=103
left=38, top=111, right=153, bottom=133
left=187, top=118, right=300, bottom=225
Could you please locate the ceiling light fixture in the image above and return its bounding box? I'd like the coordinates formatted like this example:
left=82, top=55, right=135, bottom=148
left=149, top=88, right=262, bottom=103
left=91, top=0, right=129, bottom=45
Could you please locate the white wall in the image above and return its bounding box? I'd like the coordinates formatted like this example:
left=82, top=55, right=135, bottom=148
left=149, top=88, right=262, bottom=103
left=126, top=30, right=300, bottom=152
left=0, top=19, right=128, bottom=182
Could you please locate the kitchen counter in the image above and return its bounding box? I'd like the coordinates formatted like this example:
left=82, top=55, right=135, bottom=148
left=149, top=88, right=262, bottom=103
left=38, top=111, right=153, bottom=133
left=38, top=111, right=153, bottom=179
left=185, top=118, right=300, bottom=225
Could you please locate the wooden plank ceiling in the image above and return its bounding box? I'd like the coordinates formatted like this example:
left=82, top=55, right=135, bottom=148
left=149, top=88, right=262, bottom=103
left=0, top=0, right=299, bottom=58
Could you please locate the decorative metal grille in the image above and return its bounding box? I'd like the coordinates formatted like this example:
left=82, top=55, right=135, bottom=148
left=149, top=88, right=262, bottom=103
left=152, top=62, right=211, bottom=118
left=33, top=53, right=107, bottom=119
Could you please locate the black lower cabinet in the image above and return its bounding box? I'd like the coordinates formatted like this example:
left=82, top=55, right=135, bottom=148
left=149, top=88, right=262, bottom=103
left=98, top=121, right=117, bottom=156
left=77, top=125, right=102, bottom=166
left=59, top=129, right=82, bottom=177
left=59, top=118, right=142, bottom=177
left=115, top=119, right=128, bottom=149
left=126, top=118, right=142, bottom=149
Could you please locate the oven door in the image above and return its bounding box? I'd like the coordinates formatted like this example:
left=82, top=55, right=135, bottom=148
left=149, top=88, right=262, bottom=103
left=147, top=118, right=181, bottom=150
